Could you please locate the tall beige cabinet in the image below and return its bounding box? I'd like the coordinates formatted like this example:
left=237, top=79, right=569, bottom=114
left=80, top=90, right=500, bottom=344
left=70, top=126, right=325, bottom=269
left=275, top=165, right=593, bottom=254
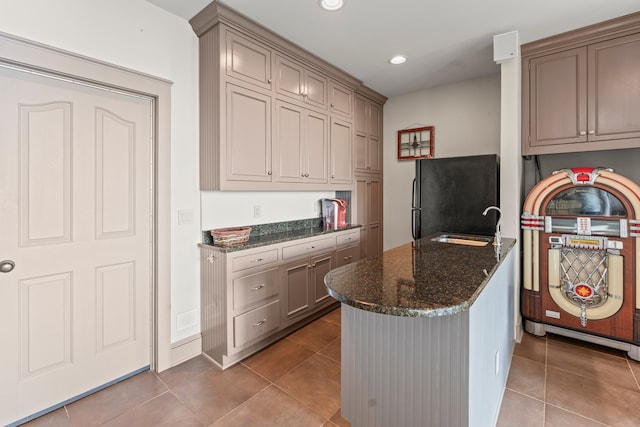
left=354, top=90, right=386, bottom=258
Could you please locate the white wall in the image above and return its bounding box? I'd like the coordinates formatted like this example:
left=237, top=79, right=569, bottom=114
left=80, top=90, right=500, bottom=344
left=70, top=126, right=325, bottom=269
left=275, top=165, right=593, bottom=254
left=0, top=0, right=202, bottom=344
left=382, top=75, right=502, bottom=250
left=201, top=191, right=335, bottom=230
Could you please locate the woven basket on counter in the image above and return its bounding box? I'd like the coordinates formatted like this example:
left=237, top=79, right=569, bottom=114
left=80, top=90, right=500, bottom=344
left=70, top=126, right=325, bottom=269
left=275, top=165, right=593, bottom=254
left=210, top=226, right=252, bottom=247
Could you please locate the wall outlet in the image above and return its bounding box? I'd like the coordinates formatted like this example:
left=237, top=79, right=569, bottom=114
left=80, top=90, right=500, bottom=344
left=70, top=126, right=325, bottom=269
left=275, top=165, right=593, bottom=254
left=178, top=209, right=193, bottom=225
left=253, top=205, right=262, bottom=218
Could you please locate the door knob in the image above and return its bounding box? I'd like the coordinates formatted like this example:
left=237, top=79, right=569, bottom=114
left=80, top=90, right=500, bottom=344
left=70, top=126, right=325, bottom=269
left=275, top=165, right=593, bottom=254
left=0, top=260, right=15, bottom=273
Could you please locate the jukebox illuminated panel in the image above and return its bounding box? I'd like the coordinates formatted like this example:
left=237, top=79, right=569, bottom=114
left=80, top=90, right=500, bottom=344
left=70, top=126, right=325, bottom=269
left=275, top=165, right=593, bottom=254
left=521, top=168, right=640, bottom=359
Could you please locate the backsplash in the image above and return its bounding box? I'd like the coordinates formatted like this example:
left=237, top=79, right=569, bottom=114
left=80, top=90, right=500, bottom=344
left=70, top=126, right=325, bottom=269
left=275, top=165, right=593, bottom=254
left=202, top=217, right=323, bottom=244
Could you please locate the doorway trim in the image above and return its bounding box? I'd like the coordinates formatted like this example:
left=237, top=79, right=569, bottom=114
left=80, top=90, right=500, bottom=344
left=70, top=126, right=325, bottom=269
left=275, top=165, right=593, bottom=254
left=0, top=31, right=172, bottom=372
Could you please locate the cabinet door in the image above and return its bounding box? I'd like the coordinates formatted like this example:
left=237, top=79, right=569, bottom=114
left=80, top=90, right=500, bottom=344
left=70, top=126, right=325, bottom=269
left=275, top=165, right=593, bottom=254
left=304, top=70, right=328, bottom=109
left=368, top=177, right=382, bottom=227
left=330, top=118, right=353, bottom=184
left=367, top=136, right=381, bottom=174
left=523, top=48, right=587, bottom=154
left=354, top=177, right=368, bottom=226
left=354, top=133, right=368, bottom=173
left=226, top=30, right=272, bottom=90
left=310, top=253, right=334, bottom=306
left=329, top=80, right=353, bottom=118
left=366, top=224, right=382, bottom=258
left=304, top=110, right=328, bottom=183
left=274, top=100, right=304, bottom=182
left=275, top=54, right=304, bottom=101
left=281, top=259, right=310, bottom=320
left=368, top=102, right=382, bottom=174
left=588, top=33, right=640, bottom=142
left=226, top=84, right=272, bottom=182
left=354, top=95, right=367, bottom=134
left=526, top=47, right=588, bottom=151
left=369, top=102, right=381, bottom=138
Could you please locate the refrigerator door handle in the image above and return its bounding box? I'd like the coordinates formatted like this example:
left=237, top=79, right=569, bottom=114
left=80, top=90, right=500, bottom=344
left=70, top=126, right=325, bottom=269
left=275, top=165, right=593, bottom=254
left=411, top=178, right=421, bottom=239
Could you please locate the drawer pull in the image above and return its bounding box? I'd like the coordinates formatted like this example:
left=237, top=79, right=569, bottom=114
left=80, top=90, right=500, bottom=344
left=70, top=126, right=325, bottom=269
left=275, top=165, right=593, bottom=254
left=253, top=319, right=267, bottom=327
left=250, top=284, right=265, bottom=291
left=251, top=258, right=264, bottom=263
left=344, top=255, right=353, bottom=261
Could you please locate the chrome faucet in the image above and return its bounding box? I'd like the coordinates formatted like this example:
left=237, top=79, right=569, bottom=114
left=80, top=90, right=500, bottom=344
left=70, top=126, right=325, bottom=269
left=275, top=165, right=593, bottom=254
left=483, top=206, right=503, bottom=249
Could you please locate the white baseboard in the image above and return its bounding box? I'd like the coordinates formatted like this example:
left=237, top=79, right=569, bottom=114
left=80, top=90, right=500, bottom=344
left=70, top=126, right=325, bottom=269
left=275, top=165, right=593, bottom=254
left=170, top=334, right=202, bottom=367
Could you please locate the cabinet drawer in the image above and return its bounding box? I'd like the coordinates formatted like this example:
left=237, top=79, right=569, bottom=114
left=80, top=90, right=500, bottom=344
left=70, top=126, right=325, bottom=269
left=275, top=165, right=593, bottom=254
left=232, top=249, right=279, bottom=272
left=233, top=300, right=280, bottom=348
left=233, top=268, right=279, bottom=312
left=282, top=236, right=335, bottom=259
left=336, top=229, right=360, bottom=246
left=336, top=245, right=360, bottom=267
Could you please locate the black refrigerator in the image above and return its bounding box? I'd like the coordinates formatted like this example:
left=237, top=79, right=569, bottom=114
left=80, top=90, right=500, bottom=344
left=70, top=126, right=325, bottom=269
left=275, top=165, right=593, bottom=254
left=411, top=154, right=499, bottom=240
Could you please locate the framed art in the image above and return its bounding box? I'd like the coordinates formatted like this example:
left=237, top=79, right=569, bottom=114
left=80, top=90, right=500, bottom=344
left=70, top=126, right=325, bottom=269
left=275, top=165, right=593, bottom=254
left=397, top=126, right=434, bottom=160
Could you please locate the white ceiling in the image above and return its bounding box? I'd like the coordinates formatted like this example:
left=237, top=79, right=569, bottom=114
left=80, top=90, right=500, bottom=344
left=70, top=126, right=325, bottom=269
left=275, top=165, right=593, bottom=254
left=147, top=0, right=640, bottom=97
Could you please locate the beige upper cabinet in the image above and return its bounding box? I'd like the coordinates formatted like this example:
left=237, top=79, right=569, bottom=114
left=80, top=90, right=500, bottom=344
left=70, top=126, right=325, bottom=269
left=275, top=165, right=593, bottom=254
left=274, top=54, right=328, bottom=109
left=354, top=94, right=382, bottom=174
left=273, top=99, right=328, bottom=184
left=522, top=16, right=640, bottom=155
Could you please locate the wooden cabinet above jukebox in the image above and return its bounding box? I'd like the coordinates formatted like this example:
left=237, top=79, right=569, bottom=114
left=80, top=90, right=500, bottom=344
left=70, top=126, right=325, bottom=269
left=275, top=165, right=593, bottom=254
left=522, top=12, right=640, bottom=156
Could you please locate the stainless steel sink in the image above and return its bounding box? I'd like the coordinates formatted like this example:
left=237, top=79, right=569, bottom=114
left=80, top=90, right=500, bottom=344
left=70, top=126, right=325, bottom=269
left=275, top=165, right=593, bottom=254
left=431, top=234, right=492, bottom=247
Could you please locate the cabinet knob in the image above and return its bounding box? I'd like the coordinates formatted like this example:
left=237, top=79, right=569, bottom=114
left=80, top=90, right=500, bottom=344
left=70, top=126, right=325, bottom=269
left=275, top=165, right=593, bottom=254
left=267, top=79, right=272, bottom=84
left=579, top=131, right=586, bottom=136
left=267, top=171, right=272, bottom=175
left=588, top=130, right=595, bottom=135
left=207, top=254, right=215, bottom=263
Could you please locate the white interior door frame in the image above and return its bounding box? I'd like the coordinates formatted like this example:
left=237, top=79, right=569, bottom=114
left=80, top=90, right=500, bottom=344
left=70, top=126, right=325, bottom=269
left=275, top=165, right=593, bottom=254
left=0, top=31, right=173, bottom=372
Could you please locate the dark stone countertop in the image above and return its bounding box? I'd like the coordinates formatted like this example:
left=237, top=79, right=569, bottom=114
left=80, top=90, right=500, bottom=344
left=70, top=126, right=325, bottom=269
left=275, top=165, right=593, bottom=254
left=324, top=233, right=516, bottom=318
left=200, top=223, right=361, bottom=253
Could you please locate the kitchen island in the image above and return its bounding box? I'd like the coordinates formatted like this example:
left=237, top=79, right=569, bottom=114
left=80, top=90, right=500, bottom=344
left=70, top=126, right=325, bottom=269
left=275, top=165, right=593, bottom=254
left=324, top=234, right=516, bottom=427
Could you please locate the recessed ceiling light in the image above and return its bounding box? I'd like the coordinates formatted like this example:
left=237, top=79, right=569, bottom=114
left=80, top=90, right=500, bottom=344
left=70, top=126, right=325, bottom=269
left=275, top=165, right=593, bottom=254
left=319, top=0, right=344, bottom=11
left=389, top=55, right=407, bottom=65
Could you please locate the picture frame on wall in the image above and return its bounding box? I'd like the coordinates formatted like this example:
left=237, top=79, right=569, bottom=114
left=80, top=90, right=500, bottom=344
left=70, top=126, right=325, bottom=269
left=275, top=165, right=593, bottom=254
left=397, top=126, right=435, bottom=160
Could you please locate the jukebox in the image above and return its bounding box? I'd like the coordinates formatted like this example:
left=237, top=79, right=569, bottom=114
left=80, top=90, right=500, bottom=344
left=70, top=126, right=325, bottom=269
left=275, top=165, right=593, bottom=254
left=521, top=167, right=640, bottom=359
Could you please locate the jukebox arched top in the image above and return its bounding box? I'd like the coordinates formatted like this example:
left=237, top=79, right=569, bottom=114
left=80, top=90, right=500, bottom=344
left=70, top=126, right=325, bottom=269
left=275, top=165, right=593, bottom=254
left=545, top=187, right=627, bottom=217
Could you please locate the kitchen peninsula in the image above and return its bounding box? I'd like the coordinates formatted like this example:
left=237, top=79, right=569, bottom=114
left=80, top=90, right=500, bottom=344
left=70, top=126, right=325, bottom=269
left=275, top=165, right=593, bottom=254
left=325, top=234, right=516, bottom=427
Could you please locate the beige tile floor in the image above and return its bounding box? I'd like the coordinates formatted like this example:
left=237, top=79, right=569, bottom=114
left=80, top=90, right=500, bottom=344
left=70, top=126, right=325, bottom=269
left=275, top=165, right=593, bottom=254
left=20, top=307, right=640, bottom=426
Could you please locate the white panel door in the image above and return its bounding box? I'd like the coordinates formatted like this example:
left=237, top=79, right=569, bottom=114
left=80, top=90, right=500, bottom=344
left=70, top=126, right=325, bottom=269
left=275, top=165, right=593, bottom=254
left=0, top=66, right=153, bottom=425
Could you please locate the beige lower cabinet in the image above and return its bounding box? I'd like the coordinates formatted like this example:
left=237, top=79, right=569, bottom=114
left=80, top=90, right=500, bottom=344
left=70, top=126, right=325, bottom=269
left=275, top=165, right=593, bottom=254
left=200, top=228, right=359, bottom=368
left=280, top=251, right=334, bottom=326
